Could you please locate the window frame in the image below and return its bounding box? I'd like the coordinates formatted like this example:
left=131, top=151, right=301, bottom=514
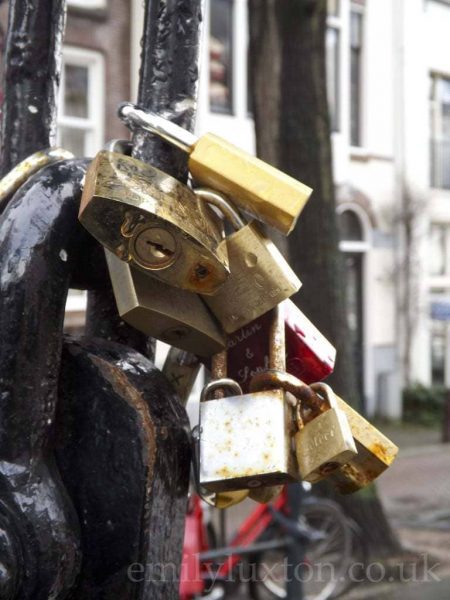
left=349, top=1, right=365, bottom=148
left=57, top=46, right=105, bottom=157
left=327, top=6, right=343, bottom=133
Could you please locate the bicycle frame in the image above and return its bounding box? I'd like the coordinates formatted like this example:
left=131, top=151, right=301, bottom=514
left=180, top=488, right=291, bottom=598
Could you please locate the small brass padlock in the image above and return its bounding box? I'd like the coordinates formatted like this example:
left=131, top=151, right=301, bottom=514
left=198, top=307, right=298, bottom=493
left=293, top=383, right=357, bottom=483
left=79, top=151, right=229, bottom=294
left=196, top=189, right=301, bottom=333
left=119, top=103, right=313, bottom=234
left=105, top=250, right=225, bottom=357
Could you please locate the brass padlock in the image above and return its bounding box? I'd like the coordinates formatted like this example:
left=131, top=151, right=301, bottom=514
left=250, top=371, right=398, bottom=493
left=294, top=383, right=357, bottom=483
left=105, top=250, right=225, bottom=357
left=326, top=397, right=399, bottom=494
left=195, top=188, right=301, bottom=333
left=79, top=150, right=229, bottom=294
left=119, top=103, right=313, bottom=234
left=198, top=307, right=298, bottom=493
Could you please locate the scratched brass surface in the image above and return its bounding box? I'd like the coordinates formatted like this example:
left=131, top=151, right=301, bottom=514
left=189, top=133, right=313, bottom=235
left=203, top=222, right=301, bottom=333
left=79, top=151, right=229, bottom=294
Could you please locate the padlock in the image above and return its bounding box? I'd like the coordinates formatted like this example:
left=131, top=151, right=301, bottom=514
left=79, top=150, right=229, bottom=294
left=105, top=250, right=225, bottom=357
left=293, top=383, right=357, bottom=483
left=195, top=189, right=301, bottom=333
left=198, top=307, right=298, bottom=494
left=226, top=299, right=336, bottom=392
left=250, top=371, right=398, bottom=492
left=325, top=397, right=399, bottom=494
left=119, top=103, right=313, bottom=235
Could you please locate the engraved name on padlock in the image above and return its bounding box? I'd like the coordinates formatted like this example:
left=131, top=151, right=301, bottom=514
left=119, top=103, right=313, bottom=235
left=106, top=250, right=225, bottom=357
left=79, top=151, right=229, bottom=294
left=294, top=383, right=357, bottom=483
left=226, top=300, right=336, bottom=392
left=195, top=189, right=301, bottom=333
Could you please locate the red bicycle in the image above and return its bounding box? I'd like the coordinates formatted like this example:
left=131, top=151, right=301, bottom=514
left=180, top=483, right=363, bottom=600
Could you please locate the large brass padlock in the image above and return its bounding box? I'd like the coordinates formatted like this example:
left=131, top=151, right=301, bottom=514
left=119, top=103, right=313, bottom=234
left=79, top=150, right=229, bottom=294
left=293, top=382, right=357, bottom=483
left=196, top=188, right=301, bottom=333
left=105, top=250, right=225, bottom=357
left=198, top=307, right=298, bottom=493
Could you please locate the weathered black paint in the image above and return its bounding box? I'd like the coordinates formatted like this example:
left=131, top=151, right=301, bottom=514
left=0, top=0, right=66, bottom=177
left=132, top=0, right=202, bottom=179
left=56, top=337, right=191, bottom=599
left=0, top=159, right=89, bottom=599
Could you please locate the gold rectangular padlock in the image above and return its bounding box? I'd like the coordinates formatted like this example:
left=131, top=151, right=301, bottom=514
left=327, top=397, right=399, bottom=494
left=294, top=382, right=357, bottom=483
left=105, top=250, right=225, bottom=357
left=79, top=151, right=229, bottom=294
left=195, top=189, right=301, bottom=333
left=119, top=104, right=313, bottom=235
left=199, top=307, right=298, bottom=493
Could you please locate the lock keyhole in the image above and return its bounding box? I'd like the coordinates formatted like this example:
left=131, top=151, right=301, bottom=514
left=132, top=226, right=177, bottom=269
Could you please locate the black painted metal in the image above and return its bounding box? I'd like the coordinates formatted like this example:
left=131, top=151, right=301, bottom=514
left=0, top=159, right=90, bottom=599
left=132, top=0, right=202, bottom=180
left=56, top=336, right=191, bottom=599
left=0, top=0, right=66, bottom=177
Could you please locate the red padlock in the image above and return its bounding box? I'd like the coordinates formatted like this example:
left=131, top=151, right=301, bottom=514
left=226, top=300, right=336, bottom=393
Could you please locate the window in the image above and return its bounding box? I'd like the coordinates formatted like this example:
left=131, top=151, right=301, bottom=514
left=209, top=0, right=233, bottom=114
left=338, top=208, right=370, bottom=403
left=350, top=5, right=364, bottom=146
left=429, top=223, right=450, bottom=277
left=57, top=47, right=104, bottom=157
left=326, top=26, right=340, bottom=132
left=430, top=74, right=450, bottom=189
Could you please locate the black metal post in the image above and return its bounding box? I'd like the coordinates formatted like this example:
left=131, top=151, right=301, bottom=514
left=0, top=0, right=66, bottom=176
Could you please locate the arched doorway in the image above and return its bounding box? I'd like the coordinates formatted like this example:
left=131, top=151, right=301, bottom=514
left=337, top=205, right=370, bottom=407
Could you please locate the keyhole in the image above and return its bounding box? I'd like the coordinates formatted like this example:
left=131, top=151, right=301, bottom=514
left=132, top=226, right=178, bottom=269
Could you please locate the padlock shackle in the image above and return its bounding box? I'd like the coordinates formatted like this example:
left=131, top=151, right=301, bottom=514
left=118, top=102, right=197, bottom=153
left=0, top=147, right=74, bottom=212
left=200, top=378, right=243, bottom=403
left=269, top=305, right=286, bottom=371
left=104, top=139, right=133, bottom=155
left=194, top=188, right=246, bottom=230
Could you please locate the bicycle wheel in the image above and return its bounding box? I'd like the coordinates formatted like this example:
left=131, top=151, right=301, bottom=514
left=248, top=498, right=352, bottom=600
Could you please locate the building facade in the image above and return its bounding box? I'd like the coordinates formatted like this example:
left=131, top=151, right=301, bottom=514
left=1, top=0, right=449, bottom=418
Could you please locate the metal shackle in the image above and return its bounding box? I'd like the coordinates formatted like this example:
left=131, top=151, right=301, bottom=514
left=118, top=102, right=197, bottom=153
left=194, top=188, right=246, bottom=231
left=310, top=382, right=338, bottom=410
left=200, top=378, right=243, bottom=403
